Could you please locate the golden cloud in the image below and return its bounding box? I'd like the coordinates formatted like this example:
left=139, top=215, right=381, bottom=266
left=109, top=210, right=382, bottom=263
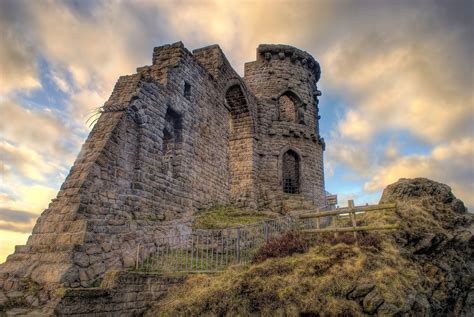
left=364, top=138, right=474, bottom=208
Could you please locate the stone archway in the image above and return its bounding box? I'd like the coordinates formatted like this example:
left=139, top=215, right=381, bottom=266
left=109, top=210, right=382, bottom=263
left=225, top=84, right=255, bottom=206
left=282, top=149, right=300, bottom=194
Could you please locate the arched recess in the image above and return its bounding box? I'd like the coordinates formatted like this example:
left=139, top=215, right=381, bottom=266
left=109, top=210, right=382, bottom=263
left=225, top=83, right=256, bottom=206
left=225, top=84, right=254, bottom=138
left=277, top=91, right=306, bottom=124
left=278, top=146, right=302, bottom=194
left=161, top=106, right=183, bottom=176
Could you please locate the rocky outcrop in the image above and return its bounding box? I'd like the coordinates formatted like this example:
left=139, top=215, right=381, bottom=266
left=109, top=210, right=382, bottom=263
left=380, top=178, right=473, bottom=316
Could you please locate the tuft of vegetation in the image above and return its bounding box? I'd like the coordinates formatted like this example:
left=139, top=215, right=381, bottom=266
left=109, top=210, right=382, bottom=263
left=358, top=232, right=383, bottom=252
left=192, top=205, right=276, bottom=230
left=253, top=231, right=308, bottom=263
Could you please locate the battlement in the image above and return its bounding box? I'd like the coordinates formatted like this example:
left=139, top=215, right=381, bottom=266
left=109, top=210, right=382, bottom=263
left=152, top=41, right=191, bottom=65
left=255, top=44, right=321, bottom=81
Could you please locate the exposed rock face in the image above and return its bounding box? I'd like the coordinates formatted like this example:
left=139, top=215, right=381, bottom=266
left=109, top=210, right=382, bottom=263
left=380, top=178, right=473, bottom=316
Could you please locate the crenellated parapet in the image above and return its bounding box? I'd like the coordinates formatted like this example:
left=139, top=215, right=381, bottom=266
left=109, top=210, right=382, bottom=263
left=256, top=44, right=321, bottom=82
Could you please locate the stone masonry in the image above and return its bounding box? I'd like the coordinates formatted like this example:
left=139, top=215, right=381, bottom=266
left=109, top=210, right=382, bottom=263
left=0, top=43, right=325, bottom=306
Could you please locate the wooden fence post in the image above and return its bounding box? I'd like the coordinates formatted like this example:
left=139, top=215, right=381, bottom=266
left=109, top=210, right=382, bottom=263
left=316, top=207, right=320, bottom=229
left=348, top=200, right=357, bottom=239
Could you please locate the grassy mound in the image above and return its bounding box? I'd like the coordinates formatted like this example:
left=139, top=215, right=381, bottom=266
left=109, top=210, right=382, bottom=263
left=147, top=178, right=473, bottom=316
left=146, top=232, right=420, bottom=316
left=192, top=205, right=277, bottom=229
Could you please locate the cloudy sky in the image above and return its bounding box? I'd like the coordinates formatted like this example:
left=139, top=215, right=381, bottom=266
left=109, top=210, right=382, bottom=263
left=0, top=0, right=473, bottom=262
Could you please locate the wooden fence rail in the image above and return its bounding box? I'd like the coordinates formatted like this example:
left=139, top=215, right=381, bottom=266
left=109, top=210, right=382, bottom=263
left=299, top=203, right=397, bottom=219
left=299, top=200, right=399, bottom=237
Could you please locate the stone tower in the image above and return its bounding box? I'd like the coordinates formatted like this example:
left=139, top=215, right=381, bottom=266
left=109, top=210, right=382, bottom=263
left=245, top=44, right=325, bottom=209
left=0, top=43, right=325, bottom=300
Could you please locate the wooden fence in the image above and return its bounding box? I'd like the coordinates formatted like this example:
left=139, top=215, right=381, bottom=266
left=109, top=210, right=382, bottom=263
left=299, top=200, right=399, bottom=237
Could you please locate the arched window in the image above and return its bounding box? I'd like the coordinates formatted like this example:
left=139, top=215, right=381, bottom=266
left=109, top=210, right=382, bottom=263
left=278, top=92, right=305, bottom=124
left=279, top=95, right=297, bottom=122
left=282, top=149, right=300, bottom=194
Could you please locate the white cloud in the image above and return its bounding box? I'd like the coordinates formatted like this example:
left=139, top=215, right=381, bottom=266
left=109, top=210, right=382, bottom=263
left=0, top=100, right=80, bottom=160
left=364, top=138, right=474, bottom=208
left=0, top=141, right=54, bottom=182
left=326, top=139, right=372, bottom=176
left=49, top=69, right=72, bottom=94
left=0, top=174, right=58, bottom=215
left=324, top=41, right=473, bottom=144
left=336, top=110, right=374, bottom=142
left=0, top=2, right=41, bottom=94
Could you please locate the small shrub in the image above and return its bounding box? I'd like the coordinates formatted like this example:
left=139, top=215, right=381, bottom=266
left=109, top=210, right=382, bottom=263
left=253, top=231, right=308, bottom=263
left=358, top=233, right=382, bottom=251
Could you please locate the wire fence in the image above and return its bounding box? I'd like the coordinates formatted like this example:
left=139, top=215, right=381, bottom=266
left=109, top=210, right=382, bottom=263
left=135, top=202, right=397, bottom=273
left=136, top=216, right=298, bottom=273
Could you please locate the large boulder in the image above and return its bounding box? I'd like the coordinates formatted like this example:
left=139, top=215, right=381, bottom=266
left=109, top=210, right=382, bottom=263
left=381, top=178, right=473, bottom=316
left=380, top=177, right=467, bottom=213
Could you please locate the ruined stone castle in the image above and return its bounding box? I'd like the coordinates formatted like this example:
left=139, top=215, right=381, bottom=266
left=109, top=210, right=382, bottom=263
left=0, top=43, right=325, bottom=291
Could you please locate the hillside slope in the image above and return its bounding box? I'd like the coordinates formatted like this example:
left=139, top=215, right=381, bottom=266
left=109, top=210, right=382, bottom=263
left=147, top=178, right=473, bottom=316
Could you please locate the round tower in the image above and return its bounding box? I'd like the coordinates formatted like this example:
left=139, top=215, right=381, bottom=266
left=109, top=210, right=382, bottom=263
left=244, top=44, right=325, bottom=209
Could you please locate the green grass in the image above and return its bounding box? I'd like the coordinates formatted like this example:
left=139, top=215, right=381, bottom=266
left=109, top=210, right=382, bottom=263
left=192, top=205, right=277, bottom=230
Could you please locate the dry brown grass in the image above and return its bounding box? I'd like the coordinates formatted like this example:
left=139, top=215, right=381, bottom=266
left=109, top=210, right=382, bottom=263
left=147, top=183, right=473, bottom=316
left=146, top=235, right=422, bottom=316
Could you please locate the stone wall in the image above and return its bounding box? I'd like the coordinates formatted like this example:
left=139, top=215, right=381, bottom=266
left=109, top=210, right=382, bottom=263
left=0, top=42, right=261, bottom=291
left=53, top=271, right=185, bottom=316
